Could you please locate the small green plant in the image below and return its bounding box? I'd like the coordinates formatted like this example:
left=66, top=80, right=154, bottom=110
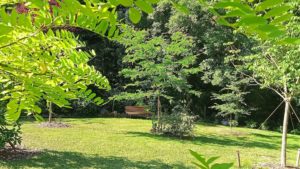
left=291, top=129, right=300, bottom=135
left=0, top=115, right=22, bottom=150
left=190, top=150, right=234, bottom=169
left=246, top=120, right=257, bottom=129
left=261, top=123, right=270, bottom=131
left=228, top=120, right=238, bottom=127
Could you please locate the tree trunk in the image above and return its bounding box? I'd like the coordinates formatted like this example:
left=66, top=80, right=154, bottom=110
left=8, top=141, right=16, bottom=152
left=229, top=114, right=232, bottom=129
left=280, top=98, right=290, bottom=167
left=157, top=95, right=161, bottom=131
left=48, top=102, right=53, bottom=123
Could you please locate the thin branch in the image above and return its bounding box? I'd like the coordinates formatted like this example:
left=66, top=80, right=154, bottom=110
left=230, top=61, right=285, bottom=99
left=264, top=53, right=281, bottom=70
left=289, top=102, right=300, bottom=123
left=0, top=31, right=40, bottom=50
left=258, top=100, right=285, bottom=129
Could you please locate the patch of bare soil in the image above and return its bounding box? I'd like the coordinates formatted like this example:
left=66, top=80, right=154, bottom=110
left=39, top=121, right=71, bottom=128
left=0, top=147, right=40, bottom=161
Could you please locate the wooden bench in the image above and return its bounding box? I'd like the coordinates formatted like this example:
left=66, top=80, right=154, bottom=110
left=125, top=106, right=151, bottom=117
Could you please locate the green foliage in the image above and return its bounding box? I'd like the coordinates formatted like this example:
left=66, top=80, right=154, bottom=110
left=291, top=128, right=300, bottom=135
left=149, top=0, right=257, bottom=121
left=115, top=26, right=200, bottom=110
left=0, top=0, right=157, bottom=122
left=246, top=120, right=257, bottom=129
left=189, top=150, right=234, bottom=169
left=0, top=29, right=110, bottom=122
left=211, top=72, right=250, bottom=120
left=261, top=122, right=270, bottom=131
left=129, top=7, right=142, bottom=24
left=115, top=26, right=200, bottom=131
left=0, top=115, right=21, bottom=150
left=241, top=43, right=300, bottom=95
left=206, top=0, right=300, bottom=44
left=228, top=120, right=238, bottom=127
left=152, top=110, right=197, bottom=137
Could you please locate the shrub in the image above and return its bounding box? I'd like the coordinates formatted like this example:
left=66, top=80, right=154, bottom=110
left=291, top=129, right=300, bottom=135
left=0, top=116, right=22, bottom=150
left=152, top=112, right=197, bottom=138
left=261, top=123, right=270, bottom=130
left=246, top=120, right=257, bottom=129
left=228, top=120, right=238, bottom=127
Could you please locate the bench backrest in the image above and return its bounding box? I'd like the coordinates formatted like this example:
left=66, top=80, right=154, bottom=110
left=125, top=106, right=145, bottom=113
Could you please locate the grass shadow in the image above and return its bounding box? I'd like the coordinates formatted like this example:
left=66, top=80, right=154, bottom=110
left=0, top=150, right=188, bottom=169
left=125, top=131, right=278, bottom=149
left=251, top=133, right=281, bottom=139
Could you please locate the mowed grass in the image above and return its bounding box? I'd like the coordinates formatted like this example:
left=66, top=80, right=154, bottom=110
left=1, top=118, right=300, bottom=169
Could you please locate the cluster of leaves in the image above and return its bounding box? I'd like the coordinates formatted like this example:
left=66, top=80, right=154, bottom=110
left=0, top=114, right=21, bottom=150
left=147, top=0, right=259, bottom=122
left=242, top=42, right=300, bottom=97
left=208, top=44, right=251, bottom=122
left=0, top=28, right=110, bottom=122
left=206, top=0, right=300, bottom=166
left=226, top=16, right=300, bottom=101
left=116, top=26, right=200, bottom=102
left=0, top=0, right=158, bottom=122
left=206, top=0, right=300, bottom=44
left=190, top=150, right=234, bottom=169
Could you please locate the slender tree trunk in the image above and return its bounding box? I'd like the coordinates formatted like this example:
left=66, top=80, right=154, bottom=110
left=48, top=102, right=53, bottom=123
left=280, top=97, right=290, bottom=167
left=229, top=114, right=232, bottom=129
left=157, top=95, right=161, bottom=131
left=8, top=141, right=16, bottom=152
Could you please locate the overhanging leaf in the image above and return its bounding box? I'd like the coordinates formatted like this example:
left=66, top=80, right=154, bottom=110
left=129, top=7, right=141, bottom=24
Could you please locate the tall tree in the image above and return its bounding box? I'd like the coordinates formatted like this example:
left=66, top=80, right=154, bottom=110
left=147, top=0, right=256, bottom=121
left=115, top=27, right=200, bottom=130
left=210, top=71, right=250, bottom=125
left=207, top=0, right=300, bottom=166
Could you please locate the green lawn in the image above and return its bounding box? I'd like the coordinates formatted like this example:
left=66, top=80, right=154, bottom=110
left=1, top=118, right=300, bottom=169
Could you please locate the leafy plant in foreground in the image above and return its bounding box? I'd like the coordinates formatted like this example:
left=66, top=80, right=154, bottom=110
left=0, top=115, right=21, bottom=150
left=190, top=150, right=233, bottom=169
left=0, top=0, right=157, bottom=123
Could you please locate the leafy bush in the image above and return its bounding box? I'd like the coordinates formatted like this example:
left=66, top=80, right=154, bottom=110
left=152, top=112, right=197, bottom=138
left=0, top=116, right=22, bottom=150
left=291, top=129, right=300, bottom=135
left=228, top=120, right=238, bottom=127
left=190, top=150, right=234, bottom=169
left=261, top=123, right=270, bottom=131
left=246, top=120, right=257, bottom=129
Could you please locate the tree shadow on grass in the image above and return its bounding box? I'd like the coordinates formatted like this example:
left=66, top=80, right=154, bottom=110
left=251, top=133, right=300, bottom=150
left=59, top=118, right=106, bottom=125
left=0, top=150, right=189, bottom=169
left=125, top=131, right=279, bottom=149
left=251, top=133, right=281, bottom=139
